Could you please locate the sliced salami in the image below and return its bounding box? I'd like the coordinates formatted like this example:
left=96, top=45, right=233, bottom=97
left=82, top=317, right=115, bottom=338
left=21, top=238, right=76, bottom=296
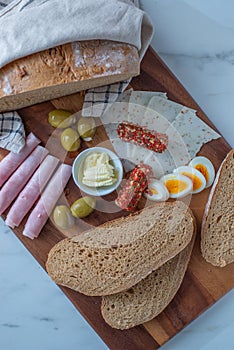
left=115, top=164, right=153, bottom=211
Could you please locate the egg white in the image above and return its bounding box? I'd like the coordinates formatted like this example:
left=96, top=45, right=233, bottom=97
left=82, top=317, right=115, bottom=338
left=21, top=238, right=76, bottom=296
left=160, top=173, right=193, bottom=199
left=144, top=179, right=169, bottom=202
left=174, top=165, right=206, bottom=194
left=189, top=156, right=215, bottom=188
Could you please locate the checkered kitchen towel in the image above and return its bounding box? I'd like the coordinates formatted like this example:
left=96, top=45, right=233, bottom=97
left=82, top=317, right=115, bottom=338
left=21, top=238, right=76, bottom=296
left=81, top=80, right=131, bottom=117
left=0, top=0, right=25, bottom=153
left=0, top=111, right=26, bottom=154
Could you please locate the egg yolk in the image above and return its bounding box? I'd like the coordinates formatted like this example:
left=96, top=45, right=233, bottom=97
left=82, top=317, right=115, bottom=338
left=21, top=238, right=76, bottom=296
left=165, top=179, right=188, bottom=194
left=181, top=172, right=203, bottom=191
left=194, top=164, right=209, bottom=182
left=150, top=188, right=159, bottom=195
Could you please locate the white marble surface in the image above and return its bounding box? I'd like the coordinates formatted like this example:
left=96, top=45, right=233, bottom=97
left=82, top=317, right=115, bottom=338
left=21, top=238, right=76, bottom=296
left=0, top=0, right=234, bottom=349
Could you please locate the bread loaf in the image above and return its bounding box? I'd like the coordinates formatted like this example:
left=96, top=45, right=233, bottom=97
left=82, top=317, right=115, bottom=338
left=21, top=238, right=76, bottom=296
left=201, top=149, right=234, bottom=267
left=46, top=201, right=195, bottom=296
left=0, top=40, right=139, bottom=112
left=101, top=232, right=196, bottom=329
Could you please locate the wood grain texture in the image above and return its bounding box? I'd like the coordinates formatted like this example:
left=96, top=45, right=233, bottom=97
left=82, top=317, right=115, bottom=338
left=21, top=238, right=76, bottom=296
left=0, top=47, right=233, bottom=349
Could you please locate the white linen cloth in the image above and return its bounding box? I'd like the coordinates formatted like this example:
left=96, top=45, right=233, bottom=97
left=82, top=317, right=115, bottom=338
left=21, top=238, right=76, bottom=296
left=0, top=0, right=153, bottom=152
left=0, top=0, right=153, bottom=69
left=0, top=0, right=26, bottom=153
left=81, top=0, right=145, bottom=117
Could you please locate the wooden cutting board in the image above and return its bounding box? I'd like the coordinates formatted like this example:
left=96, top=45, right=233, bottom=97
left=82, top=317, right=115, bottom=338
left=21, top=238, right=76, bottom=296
left=1, top=47, right=233, bottom=349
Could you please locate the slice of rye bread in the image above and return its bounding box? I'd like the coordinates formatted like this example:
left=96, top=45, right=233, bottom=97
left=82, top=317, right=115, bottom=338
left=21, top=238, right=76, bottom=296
left=46, top=201, right=195, bottom=296
left=101, top=231, right=196, bottom=329
left=201, top=149, right=234, bottom=267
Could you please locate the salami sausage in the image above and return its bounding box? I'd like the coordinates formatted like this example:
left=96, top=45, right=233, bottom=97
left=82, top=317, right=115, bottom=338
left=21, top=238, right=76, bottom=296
left=117, top=121, right=168, bottom=153
left=115, top=164, right=153, bottom=211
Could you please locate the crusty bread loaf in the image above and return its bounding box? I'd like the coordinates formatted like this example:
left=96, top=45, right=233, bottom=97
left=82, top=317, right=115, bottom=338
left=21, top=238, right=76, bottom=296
left=46, top=201, right=195, bottom=296
left=201, top=149, right=234, bottom=267
left=101, top=231, right=196, bottom=329
left=0, top=40, right=139, bottom=112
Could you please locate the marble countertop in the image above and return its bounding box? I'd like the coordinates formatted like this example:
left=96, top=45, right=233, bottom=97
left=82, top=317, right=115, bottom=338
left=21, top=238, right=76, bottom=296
left=0, top=0, right=233, bottom=349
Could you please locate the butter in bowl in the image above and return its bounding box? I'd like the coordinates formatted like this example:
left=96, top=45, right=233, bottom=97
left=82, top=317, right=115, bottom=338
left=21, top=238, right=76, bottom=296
left=72, top=147, right=123, bottom=196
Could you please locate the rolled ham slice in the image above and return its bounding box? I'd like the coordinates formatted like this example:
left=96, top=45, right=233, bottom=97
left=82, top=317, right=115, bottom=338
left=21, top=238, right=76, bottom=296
left=0, top=145, right=48, bottom=215
left=5, top=155, right=59, bottom=228
left=23, top=163, right=72, bottom=239
left=0, top=133, right=40, bottom=187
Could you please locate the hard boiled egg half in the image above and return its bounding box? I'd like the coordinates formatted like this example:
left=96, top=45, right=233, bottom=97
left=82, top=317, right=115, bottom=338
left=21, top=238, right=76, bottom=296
left=189, top=156, right=215, bottom=188
left=144, top=179, right=169, bottom=202
left=160, top=173, right=193, bottom=199
left=173, top=166, right=207, bottom=194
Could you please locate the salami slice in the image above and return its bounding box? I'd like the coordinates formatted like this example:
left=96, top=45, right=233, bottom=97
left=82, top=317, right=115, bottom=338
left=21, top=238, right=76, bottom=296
left=115, top=164, right=153, bottom=211
left=117, top=121, right=168, bottom=154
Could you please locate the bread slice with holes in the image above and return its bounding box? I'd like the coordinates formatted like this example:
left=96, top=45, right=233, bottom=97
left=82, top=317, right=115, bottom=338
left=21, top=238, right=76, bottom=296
left=101, top=232, right=195, bottom=329
left=201, top=149, right=234, bottom=267
left=46, top=201, right=195, bottom=296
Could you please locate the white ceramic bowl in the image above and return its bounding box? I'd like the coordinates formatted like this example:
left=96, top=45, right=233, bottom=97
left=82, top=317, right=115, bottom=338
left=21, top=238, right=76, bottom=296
left=72, top=147, right=123, bottom=196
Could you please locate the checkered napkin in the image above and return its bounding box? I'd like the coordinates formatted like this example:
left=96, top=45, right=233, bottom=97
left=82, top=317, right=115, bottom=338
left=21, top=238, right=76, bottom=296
left=0, top=111, right=26, bottom=153
left=0, top=0, right=11, bottom=8
left=82, top=0, right=139, bottom=118
left=82, top=81, right=130, bottom=117
left=0, top=1, right=26, bottom=153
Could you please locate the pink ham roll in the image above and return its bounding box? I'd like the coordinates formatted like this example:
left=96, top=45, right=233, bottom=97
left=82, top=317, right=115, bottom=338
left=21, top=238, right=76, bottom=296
left=0, top=145, right=48, bottom=215
left=0, top=133, right=40, bottom=188
left=23, top=163, right=72, bottom=239
left=5, top=155, right=59, bottom=228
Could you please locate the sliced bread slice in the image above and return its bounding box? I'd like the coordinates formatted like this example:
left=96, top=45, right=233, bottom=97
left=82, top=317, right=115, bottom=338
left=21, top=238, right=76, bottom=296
left=201, top=149, right=234, bottom=267
left=46, top=201, right=195, bottom=296
left=101, top=232, right=196, bottom=329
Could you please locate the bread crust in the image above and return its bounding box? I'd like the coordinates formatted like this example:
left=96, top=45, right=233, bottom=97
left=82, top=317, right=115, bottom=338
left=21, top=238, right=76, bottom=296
left=201, top=149, right=234, bottom=267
